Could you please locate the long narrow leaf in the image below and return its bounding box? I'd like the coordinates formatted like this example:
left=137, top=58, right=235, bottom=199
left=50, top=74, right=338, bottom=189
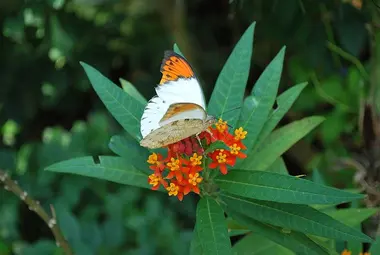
left=215, top=170, right=364, bottom=204
left=208, top=23, right=255, bottom=127
left=369, top=236, right=380, bottom=254
left=228, top=210, right=330, bottom=255
left=45, top=156, right=150, bottom=189
left=233, top=233, right=293, bottom=255
left=326, top=208, right=378, bottom=227
left=221, top=193, right=372, bottom=242
left=81, top=62, right=144, bottom=141
left=254, top=82, right=307, bottom=149
left=242, top=116, right=324, bottom=171
left=196, top=197, right=232, bottom=255
left=265, top=157, right=289, bottom=175
left=238, top=47, right=286, bottom=152
left=119, top=78, right=147, bottom=105
left=108, top=134, right=150, bottom=172
left=190, top=225, right=204, bottom=255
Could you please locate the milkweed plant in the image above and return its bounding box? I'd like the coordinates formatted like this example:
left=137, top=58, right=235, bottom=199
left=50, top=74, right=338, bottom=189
left=45, top=22, right=378, bottom=255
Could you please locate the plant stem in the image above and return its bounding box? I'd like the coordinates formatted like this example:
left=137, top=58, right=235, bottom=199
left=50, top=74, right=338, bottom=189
left=326, top=41, right=370, bottom=81
left=0, top=169, right=73, bottom=255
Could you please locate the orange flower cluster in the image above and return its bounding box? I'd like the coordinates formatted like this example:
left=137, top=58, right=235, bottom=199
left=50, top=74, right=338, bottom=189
left=341, top=249, right=370, bottom=255
left=147, top=119, right=248, bottom=201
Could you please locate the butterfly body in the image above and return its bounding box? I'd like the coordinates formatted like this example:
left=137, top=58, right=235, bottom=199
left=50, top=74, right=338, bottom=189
left=139, top=51, right=216, bottom=149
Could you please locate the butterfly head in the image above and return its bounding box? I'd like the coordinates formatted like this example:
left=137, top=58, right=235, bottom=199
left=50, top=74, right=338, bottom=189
left=204, top=115, right=217, bottom=127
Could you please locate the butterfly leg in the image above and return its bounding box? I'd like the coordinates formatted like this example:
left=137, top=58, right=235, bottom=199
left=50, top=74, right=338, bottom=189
left=195, top=133, right=204, bottom=150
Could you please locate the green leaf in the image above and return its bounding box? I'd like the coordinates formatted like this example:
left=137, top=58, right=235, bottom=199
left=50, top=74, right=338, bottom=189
left=265, top=157, right=289, bottom=175
left=233, top=233, right=293, bottom=255
left=215, top=170, right=364, bottom=204
left=326, top=208, right=379, bottom=227
left=242, top=116, right=324, bottom=171
left=22, top=240, right=58, bottom=255
left=229, top=211, right=330, bottom=255
left=80, top=62, right=144, bottom=141
left=45, top=156, right=150, bottom=189
left=370, top=236, right=380, bottom=254
left=254, top=82, right=308, bottom=149
left=221, top=193, right=372, bottom=242
left=238, top=47, right=286, bottom=152
left=312, top=168, right=327, bottom=185
left=119, top=78, right=147, bottom=105
left=196, top=196, right=232, bottom=255
left=173, top=43, right=184, bottom=56
left=190, top=225, right=204, bottom=255
left=208, top=22, right=255, bottom=127
left=204, top=140, right=230, bottom=155
left=108, top=134, right=150, bottom=172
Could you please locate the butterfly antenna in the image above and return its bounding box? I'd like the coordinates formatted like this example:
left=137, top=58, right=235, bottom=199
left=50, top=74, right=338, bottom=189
left=222, top=106, right=242, bottom=115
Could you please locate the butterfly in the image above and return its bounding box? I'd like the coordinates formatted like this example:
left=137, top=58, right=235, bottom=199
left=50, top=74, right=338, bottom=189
left=139, top=51, right=216, bottom=149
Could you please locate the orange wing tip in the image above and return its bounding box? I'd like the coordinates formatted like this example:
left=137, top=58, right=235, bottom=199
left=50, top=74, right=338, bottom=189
left=159, top=50, right=194, bottom=85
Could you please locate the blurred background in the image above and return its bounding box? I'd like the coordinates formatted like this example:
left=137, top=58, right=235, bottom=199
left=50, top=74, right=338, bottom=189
left=1, top=0, right=379, bottom=254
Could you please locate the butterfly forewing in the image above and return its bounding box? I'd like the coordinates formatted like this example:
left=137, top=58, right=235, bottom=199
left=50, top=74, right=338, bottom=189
left=140, top=50, right=213, bottom=149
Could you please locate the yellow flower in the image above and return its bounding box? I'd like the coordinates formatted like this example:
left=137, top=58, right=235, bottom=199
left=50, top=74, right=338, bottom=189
left=215, top=118, right=227, bottom=133
left=167, top=157, right=180, bottom=171
left=216, top=149, right=227, bottom=163
left=148, top=174, right=160, bottom=186
left=234, top=127, right=247, bottom=140
left=190, top=153, right=202, bottom=166
left=341, top=249, right=351, bottom=255
left=166, top=183, right=179, bottom=196
left=229, top=143, right=241, bottom=155
left=188, top=173, right=203, bottom=186
left=147, top=153, right=158, bottom=164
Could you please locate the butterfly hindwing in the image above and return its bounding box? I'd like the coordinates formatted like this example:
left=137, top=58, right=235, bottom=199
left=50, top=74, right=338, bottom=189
left=159, top=103, right=206, bottom=126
